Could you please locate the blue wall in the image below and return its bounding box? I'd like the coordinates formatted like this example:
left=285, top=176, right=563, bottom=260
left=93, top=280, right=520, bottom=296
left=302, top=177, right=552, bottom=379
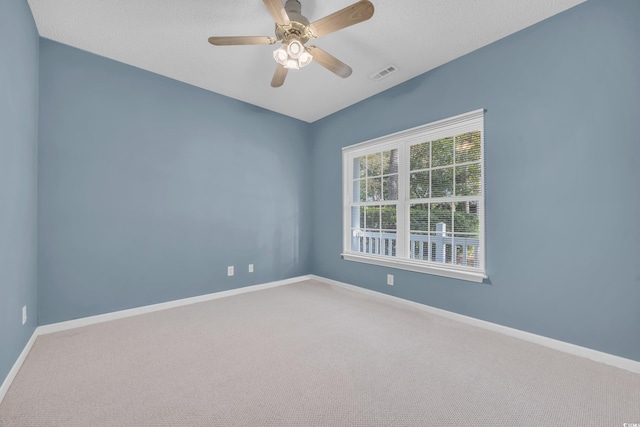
left=310, top=0, right=640, bottom=362
left=38, top=40, right=312, bottom=324
left=0, top=0, right=39, bottom=385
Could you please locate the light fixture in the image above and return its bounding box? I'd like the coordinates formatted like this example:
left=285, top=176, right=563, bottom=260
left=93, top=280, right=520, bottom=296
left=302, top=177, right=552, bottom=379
left=287, top=40, right=303, bottom=58
left=298, top=50, right=312, bottom=67
left=273, top=46, right=288, bottom=65
left=273, top=39, right=313, bottom=70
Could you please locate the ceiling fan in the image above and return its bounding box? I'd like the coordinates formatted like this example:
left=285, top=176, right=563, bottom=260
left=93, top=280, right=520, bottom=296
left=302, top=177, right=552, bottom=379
left=208, top=0, right=374, bottom=87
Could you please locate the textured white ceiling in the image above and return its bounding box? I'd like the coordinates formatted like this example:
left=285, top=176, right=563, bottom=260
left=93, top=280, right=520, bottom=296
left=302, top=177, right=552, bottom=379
left=27, top=0, right=585, bottom=123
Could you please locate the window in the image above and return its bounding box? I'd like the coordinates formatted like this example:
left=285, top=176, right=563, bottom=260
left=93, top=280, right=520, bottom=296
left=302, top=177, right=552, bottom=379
left=342, top=109, right=486, bottom=282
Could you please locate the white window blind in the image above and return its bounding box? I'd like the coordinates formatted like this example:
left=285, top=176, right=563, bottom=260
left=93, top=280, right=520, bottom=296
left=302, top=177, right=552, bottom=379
left=342, top=109, right=486, bottom=282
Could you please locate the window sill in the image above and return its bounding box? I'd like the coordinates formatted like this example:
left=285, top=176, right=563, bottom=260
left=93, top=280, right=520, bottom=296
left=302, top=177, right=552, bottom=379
left=341, top=252, right=487, bottom=283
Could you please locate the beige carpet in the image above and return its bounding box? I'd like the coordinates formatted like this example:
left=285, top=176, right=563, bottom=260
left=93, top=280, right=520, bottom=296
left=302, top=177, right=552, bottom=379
left=1, top=279, right=639, bottom=426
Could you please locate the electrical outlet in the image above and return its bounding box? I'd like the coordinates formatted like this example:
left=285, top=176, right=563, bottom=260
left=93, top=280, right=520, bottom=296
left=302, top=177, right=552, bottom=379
left=387, top=274, right=394, bottom=286
left=227, top=266, right=234, bottom=276
left=22, top=306, right=27, bottom=325
left=248, top=264, right=254, bottom=273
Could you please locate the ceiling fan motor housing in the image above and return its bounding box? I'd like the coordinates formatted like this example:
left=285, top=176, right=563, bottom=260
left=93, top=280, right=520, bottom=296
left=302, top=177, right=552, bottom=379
left=284, top=0, right=308, bottom=24
left=276, top=0, right=311, bottom=44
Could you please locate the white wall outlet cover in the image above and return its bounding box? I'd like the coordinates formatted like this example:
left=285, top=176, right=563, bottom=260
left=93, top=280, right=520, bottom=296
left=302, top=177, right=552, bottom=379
left=248, top=264, right=254, bottom=273
left=22, top=306, right=27, bottom=325
left=227, top=266, right=234, bottom=276
left=387, top=274, right=394, bottom=286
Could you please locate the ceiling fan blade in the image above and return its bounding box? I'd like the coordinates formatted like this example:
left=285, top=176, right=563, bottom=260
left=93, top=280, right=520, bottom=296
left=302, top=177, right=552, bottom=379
left=308, top=0, right=374, bottom=38
left=307, top=46, right=352, bottom=78
left=263, top=0, right=290, bottom=26
left=271, top=63, right=288, bottom=87
left=208, top=36, right=276, bottom=46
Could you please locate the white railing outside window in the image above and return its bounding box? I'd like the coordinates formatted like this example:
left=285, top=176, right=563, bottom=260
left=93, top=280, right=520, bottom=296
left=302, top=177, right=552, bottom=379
left=353, top=223, right=479, bottom=267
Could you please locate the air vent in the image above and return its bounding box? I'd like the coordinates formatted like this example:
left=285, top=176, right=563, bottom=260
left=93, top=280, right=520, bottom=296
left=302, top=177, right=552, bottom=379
left=370, top=65, right=398, bottom=81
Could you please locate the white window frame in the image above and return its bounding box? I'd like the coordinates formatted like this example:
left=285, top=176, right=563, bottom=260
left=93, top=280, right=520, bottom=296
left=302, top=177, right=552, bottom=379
left=342, top=109, right=486, bottom=283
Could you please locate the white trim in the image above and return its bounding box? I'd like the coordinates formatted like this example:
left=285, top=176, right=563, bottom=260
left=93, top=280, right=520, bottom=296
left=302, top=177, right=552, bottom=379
left=342, top=109, right=486, bottom=282
left=0, top=329, right=38, bottom=404
left=342, top=252, right=487, bottom=283
left=0, top=276, right=310, bottom=404
left=2, top=273, right=638, bottom=407
left=38, top=276, right=307, bottom=335
left=309, top=275, right=640, bottom=374
left=342, top=109, right=485, bottom=154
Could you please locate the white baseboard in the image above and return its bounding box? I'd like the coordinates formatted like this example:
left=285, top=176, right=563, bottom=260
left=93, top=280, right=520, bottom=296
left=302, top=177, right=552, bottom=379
left=38, top=276, right=307, bottom=335
left=309, top=275, right=640, bottom=374
left=3, top=273, right=637, bottom=407
left=0, top=329, right=38, bottom=405
left=0, top=275, right=308, bottom=405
